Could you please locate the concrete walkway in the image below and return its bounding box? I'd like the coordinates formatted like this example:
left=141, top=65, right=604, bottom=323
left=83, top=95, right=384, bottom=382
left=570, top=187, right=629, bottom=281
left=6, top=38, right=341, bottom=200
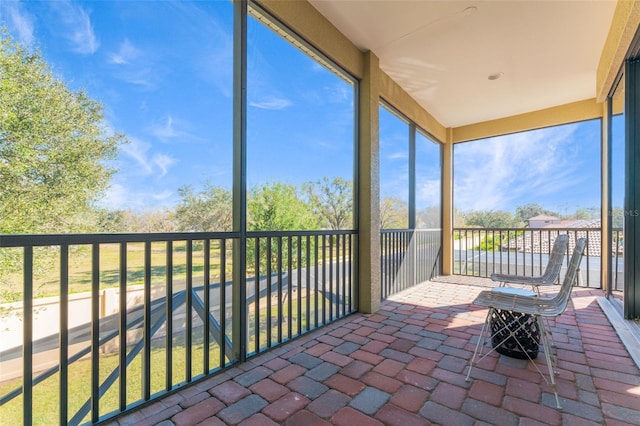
left=107, top=278, right=640, bottom=426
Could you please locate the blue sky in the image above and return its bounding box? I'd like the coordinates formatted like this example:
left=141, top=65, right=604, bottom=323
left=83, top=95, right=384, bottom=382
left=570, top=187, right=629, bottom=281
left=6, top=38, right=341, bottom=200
left=454, top=118, right=620, bottom=214
left=1, top=0, right=619, bottom=216
left=2, top=0, right=238, bottom=211
left=2, top=0, right=361, bottom=212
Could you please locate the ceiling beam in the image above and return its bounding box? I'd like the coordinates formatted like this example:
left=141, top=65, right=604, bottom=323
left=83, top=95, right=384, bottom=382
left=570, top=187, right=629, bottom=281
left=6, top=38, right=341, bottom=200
left=451, top=99, right=603, bottom=144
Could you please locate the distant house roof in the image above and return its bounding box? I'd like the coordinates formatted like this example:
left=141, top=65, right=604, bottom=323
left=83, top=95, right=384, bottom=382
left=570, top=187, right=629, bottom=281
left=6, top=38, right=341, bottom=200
left=502, top=218, right=603, bottom=255
left=541, top=219, right=600, bottom=229
left=541, top=219, right=577, bottom=228
left=529, top=214, right=561, bottom=221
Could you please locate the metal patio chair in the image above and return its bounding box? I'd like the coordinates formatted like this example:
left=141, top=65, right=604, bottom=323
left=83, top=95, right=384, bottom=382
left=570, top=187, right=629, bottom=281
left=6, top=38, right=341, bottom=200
left=465, top=238, right=587, bottom=409
left=491, top=233, right=569, bottom=294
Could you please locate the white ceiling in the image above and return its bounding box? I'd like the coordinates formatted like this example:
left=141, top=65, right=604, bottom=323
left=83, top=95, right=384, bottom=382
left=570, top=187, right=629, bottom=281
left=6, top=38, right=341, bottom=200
left=308, top=0, right=618, bottom=128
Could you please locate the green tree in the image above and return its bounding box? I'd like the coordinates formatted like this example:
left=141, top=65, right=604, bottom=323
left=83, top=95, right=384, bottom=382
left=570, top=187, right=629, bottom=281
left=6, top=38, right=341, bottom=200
left=302, top=176, right=352, bottom=230
left=611, top=206, right=624, bottom=229
left=175, top=184, right=232, bottom=232
left=453, top=207, right=466, bottom=228
left=104, top=209, right=177, bottom=233
left=463, top=210, right=521, bottom=228
left=417, top=205, right=440, bottom=229
left=0, top=32, right=125, bottom=234
left=571, top=207, right=598, bottom=221
left=248, top=182, right=317, bottom=231
left=380, top=197, right=408, bottom=229
left=247, top=182, right=317, bottom=274
left=515, top=203, right=558, bottom=224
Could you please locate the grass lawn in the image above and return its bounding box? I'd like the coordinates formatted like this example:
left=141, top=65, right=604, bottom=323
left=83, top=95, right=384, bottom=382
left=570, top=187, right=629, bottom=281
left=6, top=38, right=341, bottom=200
left=1, top=241, right=231, bottom=302
left=0, top=335, right=223, bottom=425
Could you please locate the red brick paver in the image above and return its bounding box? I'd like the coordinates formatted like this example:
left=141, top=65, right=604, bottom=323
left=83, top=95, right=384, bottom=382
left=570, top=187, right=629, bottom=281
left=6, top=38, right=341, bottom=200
left=262, top=393, right=310, bottom=423
left=106, top=279, right=640, bottom=426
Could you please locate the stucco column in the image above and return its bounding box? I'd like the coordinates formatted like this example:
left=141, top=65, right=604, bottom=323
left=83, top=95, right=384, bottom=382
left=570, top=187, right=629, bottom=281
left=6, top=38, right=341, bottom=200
left=358, top=51, right=381, bottom=314
left=441, top=135, right=454, bottom=275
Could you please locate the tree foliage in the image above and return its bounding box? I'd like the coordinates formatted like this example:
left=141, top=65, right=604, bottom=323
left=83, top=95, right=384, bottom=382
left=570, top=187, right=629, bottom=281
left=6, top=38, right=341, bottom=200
left=175, top=184, right=232, bottom=232
left=610, top=206, right=624, bottom=229
left=571, top=207, right=598, bottom=221
left=100, top=209, right=177, bottom=233
left=463, top=210, right=521, bottom=228
left=380, top=197, right=408, bottom=229
left=248, top=182, right=317, bottom=231
left=247, top=182, right=317, bottom=274
left=0, top=32, right=125, bottom=234
left=514, top=203, right=558, bottom=224
left=302, top=176, right=352, bottom=230
left=417, top=206, right=440, bottom=229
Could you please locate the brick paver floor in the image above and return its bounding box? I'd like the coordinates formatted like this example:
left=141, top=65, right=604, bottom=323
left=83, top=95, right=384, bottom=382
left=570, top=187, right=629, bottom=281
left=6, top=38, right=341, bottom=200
left=108, top=278, right=640, bottom=425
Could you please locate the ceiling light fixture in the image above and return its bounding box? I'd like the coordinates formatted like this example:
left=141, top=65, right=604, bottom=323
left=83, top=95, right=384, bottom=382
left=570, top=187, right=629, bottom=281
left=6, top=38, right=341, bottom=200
left=488, top=72, right=504, bottom=81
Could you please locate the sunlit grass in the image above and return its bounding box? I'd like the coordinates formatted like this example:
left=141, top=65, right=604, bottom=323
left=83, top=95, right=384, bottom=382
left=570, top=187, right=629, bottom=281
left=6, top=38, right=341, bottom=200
left=0, top=241, right=231, bottom=302
left=0, top=334, right=223, bottom=425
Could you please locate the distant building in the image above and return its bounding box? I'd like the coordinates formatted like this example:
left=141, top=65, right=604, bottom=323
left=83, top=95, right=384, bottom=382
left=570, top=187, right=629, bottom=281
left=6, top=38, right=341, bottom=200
left=503, top=217, right=602, bottom=255
left=528, top=214, right=561, bottom=228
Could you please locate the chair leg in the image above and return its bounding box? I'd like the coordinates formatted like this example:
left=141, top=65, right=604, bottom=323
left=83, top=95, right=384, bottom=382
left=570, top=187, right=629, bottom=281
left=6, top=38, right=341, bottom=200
left=466, top=308, right=493, bottom=381
left=537, top=317, right=562, bottom=409
left=538, top=317, right=558, bottom=372
left=467, top=309, right=562, bottom=409
left=466, top=308, right=531, bottom=380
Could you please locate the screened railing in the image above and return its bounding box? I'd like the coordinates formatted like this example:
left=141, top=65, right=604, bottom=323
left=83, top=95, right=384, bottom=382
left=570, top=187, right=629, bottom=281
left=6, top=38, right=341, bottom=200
left=453, top=227, right=608, bottom=288
left=611, top=228, right=624, bottom=292
left=0, top=230, right=357, bottom=425
left=245, top=230, right=357, bottom=355
left=380, top=229, right=442, bottom=300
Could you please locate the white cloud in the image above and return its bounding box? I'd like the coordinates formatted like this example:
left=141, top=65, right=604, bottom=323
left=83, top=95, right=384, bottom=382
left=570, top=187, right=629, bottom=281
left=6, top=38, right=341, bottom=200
left=115, top=66, right=161, bottom=89
left=106, top=39, right=161, bottom=88
left=152, top=190, right=173, bottom=201
left=197, top=43, right=233, bottom=97
left=150, top=116, right=180, bottom=140
left=100, top=183, right=129, bottom=210
left=149, top=116, right=201, bottom=144
left=100, top=183, right=175, bottom=211
left=417, top=178, right=441, bottom=208
left=327, top=84, right=351, bottom=103
left=2, top=1, right=35, bottom=46
left=121, top=138, right=154, bottom=175
left=109, top=38, right=140, bottom=65
left=388, top=151, right=408, bottom=160
left=454, top=124, right=581, bottom=212
left=152, top=153, right=176, bottom=177
left=249, top=97, right=292, bottom=110
left=120, top=137, right=177, bottom=178
left=53, top=0, right=99, bottom=54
